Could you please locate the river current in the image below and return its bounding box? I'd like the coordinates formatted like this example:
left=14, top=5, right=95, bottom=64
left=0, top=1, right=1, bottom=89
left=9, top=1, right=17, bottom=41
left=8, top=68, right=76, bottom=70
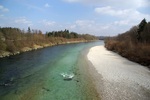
left=0, top=41, right=103, bottom=100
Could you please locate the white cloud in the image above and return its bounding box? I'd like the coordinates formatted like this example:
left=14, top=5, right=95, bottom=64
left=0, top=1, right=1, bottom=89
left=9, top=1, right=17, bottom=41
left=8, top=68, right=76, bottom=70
left=0, top=14, right=4, bottom=17
left=63, top=0, right=150, bottom=8
left=95, top=6, right=132, bottom=17
left=26, top=4, right=44, bottom=11
left=15, top=17, right=32, bottom=26
left=101, top=25, right=110, bottom=30
left=64, top=19, right=142, bottom=36
left=95, top=6, right=150, bottom=21
left=65, top=20, right=112, bottom=35
left=74, top=20, right=98, bottom=33
left=40, top=20, right=56, bottom=26
left=0, top=5, right=9, bottom=12
left=75, top=20, right=95, bottom=27
left=63, top=0, right=79, bottom=3
left=44, top=3, right=50, bottom=8
left=95, top=6, right=114, bottom=15
left=35, top=19, right=133, bottom=36
left=114, top=20, right=130, bottom=26
left=135, top=0, right=150, bottom=7
left=62, top=0, right=150, bottom=36
left=70, top=25, right=76, bottom=29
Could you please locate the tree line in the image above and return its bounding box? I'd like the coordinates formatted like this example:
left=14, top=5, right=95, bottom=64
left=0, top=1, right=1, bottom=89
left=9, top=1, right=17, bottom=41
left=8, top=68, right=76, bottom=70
left=0, top=27, right=97, bottom=54
left=105, top=19, right=150, bottom=66
left=46, top=29, right=96, bottom=40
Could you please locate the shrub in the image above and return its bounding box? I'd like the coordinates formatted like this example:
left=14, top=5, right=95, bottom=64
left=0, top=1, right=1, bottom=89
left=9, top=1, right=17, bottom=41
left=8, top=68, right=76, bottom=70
left=105, top=19, right=150, bottom=67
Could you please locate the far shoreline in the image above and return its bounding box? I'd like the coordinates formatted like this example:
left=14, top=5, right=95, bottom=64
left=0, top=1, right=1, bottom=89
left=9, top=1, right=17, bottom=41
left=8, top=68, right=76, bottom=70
left=0, top=40, right=98, bottom=58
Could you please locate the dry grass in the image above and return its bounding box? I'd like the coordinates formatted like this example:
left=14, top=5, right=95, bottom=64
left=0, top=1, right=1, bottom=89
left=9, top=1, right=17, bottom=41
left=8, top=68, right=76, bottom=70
left=105, top=39, right=150, bottom=67
left=105, top=21, right=150, bottom=67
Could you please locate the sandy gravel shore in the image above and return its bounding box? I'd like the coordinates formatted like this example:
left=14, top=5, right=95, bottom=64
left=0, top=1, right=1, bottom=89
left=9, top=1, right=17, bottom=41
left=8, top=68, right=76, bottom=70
left=87, top=46, right=150, bottom=100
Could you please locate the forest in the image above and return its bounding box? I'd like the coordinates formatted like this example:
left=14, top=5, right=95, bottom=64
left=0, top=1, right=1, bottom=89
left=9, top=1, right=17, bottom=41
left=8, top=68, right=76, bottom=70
left=105, top=19, right=150, bottom=67
left=0, top=27, right=97, bottom=57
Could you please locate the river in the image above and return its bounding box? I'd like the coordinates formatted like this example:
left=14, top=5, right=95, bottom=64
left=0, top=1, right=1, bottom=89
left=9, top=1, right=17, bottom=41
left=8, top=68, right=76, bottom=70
left=0, top=41, right=103, bottom=100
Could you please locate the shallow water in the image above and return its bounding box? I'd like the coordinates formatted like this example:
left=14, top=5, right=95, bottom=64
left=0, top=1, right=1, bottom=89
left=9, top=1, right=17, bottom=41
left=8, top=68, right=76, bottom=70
left=0, top=41, right=103, bottom=100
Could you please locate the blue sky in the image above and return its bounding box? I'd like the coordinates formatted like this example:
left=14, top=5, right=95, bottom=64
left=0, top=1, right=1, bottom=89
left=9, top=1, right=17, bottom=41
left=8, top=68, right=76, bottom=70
left=0, top=0, right=150, bottom=36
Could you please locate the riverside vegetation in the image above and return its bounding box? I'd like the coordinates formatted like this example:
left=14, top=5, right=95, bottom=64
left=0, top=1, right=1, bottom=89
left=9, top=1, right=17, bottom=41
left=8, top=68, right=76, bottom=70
left=105, top=19, right=150, bottom=67
left=0, top=27, right=97, bottom=58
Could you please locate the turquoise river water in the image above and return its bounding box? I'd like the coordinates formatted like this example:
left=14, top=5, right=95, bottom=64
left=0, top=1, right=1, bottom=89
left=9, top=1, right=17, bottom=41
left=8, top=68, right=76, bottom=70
left=0, top=41, right=103, bottom=100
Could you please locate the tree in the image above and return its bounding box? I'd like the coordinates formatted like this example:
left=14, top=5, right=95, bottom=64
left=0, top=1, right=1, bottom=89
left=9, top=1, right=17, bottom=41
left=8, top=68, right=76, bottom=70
left=28, top=27, right=31, bottom=33
left=140, top=22, right=150, bottom=43
left=0, top=31, right=6, bottom=51
left=137, top=18, right=147, bottom=41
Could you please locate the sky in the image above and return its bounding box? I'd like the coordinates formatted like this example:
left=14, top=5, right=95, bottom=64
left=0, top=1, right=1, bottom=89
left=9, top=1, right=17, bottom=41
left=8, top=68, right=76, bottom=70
left=0, top=0, right=150, bottom=36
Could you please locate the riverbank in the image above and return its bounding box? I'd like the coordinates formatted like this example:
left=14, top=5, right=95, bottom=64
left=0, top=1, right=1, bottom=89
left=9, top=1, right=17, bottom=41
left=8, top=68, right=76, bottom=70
left=0, top=40, right=96, bottom=58
left=105, top=39, right=150, bottom=67
left=87, top=46, right=150, bottom=100
left=104, top=20, right=150, bottom=67
left=76, top=46, right=100, bottom=99
left=0, top=27, right=98, bottom=58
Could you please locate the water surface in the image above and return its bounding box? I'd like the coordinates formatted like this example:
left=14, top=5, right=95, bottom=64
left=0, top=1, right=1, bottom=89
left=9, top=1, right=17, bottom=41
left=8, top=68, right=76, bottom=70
left=0, top=41, right=103, bottom=100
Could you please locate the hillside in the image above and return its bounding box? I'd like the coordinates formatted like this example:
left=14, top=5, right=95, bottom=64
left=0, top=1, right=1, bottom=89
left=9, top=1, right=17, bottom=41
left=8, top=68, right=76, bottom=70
left=105, top=19, right=150, bottom=67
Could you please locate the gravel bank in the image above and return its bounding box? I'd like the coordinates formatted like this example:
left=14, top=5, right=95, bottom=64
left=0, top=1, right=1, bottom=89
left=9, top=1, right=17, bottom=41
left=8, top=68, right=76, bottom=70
left=87, top=46, right=150, bottom=100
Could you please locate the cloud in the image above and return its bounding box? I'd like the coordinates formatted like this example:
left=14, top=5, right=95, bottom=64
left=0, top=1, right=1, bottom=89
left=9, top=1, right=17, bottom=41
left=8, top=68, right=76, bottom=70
left=62, top=0, right=150, bottom=36
left=26, top=4, right=44, bottom=11
left=0, top=14, right=4, bottom=17
left=95, top=6, right=150, bottom=20
left=44, top=3, right=50, bottom=8
left=64, top=19, right=142, bottom=36
left=39, top=20, right=56, bottom=26
left=114, top=20, right=130, bottom=26
left=95, top=6, right=130, bottom=17
left=136, top=0, right=150, bottom=7
left=63, top=0, right=80, bottom=3
left=65, top=20, right=112, bottom=35
left=75, top=20, right=95, bottom=27
left=63, top=0, right=150, bottom=8
left=35, top=19, right=135, bottom=36
left=0, top=5, right=9, bottom=12
left=15, top=17, right=32, bottom=26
